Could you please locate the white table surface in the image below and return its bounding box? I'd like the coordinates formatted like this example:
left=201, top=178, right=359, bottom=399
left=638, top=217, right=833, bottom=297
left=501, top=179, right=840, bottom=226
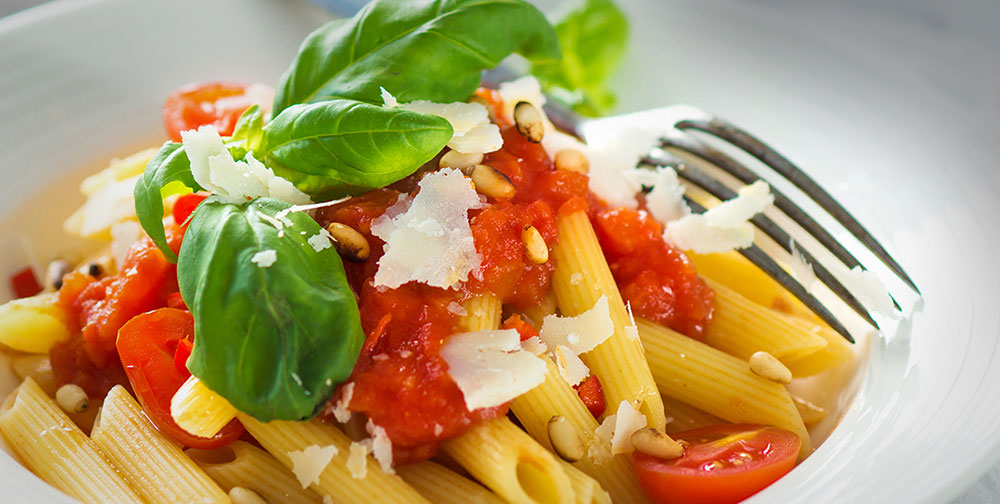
left=0, top=0, right=996, bottom=502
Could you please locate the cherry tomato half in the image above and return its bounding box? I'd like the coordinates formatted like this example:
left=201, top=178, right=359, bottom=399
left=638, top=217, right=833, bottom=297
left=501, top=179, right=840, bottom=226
left=117, top=308, right=243, bottom=449
left=161, top=81, right=271, bottom=142
left=633, top=424, right=801, bottom=504
left=9, top=266, right=42, bottom=299
left=172, top=192, right=210, bottom=226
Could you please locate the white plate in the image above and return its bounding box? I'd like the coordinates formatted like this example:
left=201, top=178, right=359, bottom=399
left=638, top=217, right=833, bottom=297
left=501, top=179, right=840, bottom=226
left=0, top=0, right=998, bottom=503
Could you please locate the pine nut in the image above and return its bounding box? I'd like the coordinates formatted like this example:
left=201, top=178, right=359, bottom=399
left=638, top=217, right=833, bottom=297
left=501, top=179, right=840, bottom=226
left=55, top=383, right=90, bottom=414
left=792, top=395, right=827, bottom=425
left=630, top=428, right=684, bottom=460
left=470, top=164, right=516, bottom=200
left=45, top=260, right=72, bottom=291
left=554, top=149, right=589, bottom=174
left=513, top=101, right=544, bottom=143
left=748, top=351, right=793, bottom=384
left=439, top=149, right=484, bottom=170
left=522, top=225, right=548, bottom=264
left=228, top=487, right=267, bottom=504
left=547, top=415, right=585, bottom=462
left=326, top=223, right=371, bottom=262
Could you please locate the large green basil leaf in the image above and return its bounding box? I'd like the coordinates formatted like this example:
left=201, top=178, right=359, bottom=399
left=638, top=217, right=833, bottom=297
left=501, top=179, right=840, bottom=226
left=178, top=198, right=363, bottom=421
left=273, top=0, right=561, bottom=112
left=533, top=0, right=628, bottom=116
left=257, top=99, right=453, bottom=200
left=133, top=142, right=202, bottom=262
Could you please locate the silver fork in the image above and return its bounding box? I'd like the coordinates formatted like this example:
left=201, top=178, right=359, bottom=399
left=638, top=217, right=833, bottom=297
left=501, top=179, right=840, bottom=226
left=543, top=101, right=918, bottom=343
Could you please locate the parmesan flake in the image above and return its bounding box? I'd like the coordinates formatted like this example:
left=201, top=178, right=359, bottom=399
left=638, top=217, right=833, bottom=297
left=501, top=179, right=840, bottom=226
left=365, top=419, right=394, bottom=474
left=554, top=345, right=590, bottom=386
left=539, top=296, right=614, bottom=355
left=307, top=229, right=334, bottom=252
left=287, top=444, right=338, bottom=488
left=400, top=101, right=502, bottom=154
left=441, top=329, right=546, bottom=411
left=250, top=249, right=277, bottom=268
left=665, top=180, right=774, bottom=254
left=329, top=382, right=354, bottom=424
left=346, top=442, right=369, bottom=480
left=610, top=401, right=647, bottom=455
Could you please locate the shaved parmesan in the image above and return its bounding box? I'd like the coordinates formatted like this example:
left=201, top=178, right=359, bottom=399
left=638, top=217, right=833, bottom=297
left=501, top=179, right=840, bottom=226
left=365, top=419, right=394, bottom=474
left=539, top=296, right=614, bottom=355
left=110, top=220, right=142, bottom=268
left=287, top=444, right=338, bottom=488
left=554, top=345, right=590, bottom=386
left=441, top=329, right=546, bottom=411
left=630, top=167, right=690, bottom=224
left=328, top=382, right=354, bottom=424
left=589, top=414, right=616, bottom=464
left=610, top=401, right=647, bottom=455
left=307, top=229, right=334, bottom=252
left=371, top=169, right=484, bottom=289
left=380, top=86, right=398, bottom=108
left=181, top=126, right=311, bottom=205
left=66, top=174, right=140, bottom=238
left=624, top=302, right=639, bottom=342
left=790, top=243, right=818, bottom=289
left=400, top=100, right=502, bottom=154
left=836, top=266, right=898, bottom=318
left=497, top=76, right=547, bottom=125
left=250, top=249, right=277, bottom=268
left=665, top=180, right=774, bottom=254
left=324, top=496, right=334, bottom=504
left=346, top=442, right=369, bottom=479
left=521, top=336, right=548, bottom=356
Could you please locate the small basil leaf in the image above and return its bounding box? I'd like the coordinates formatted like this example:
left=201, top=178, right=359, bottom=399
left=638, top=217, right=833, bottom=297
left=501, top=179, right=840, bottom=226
left=258, top=99, right=453, bottom=200
left=133, top=142, right=203, bottom=262
left=273, top=0, right=561, bottom=112
left=533, top=0, right=628, bottom=116
left=179, top=197, right=364, bottom=421
left=230, top=104, right=264, bottom=152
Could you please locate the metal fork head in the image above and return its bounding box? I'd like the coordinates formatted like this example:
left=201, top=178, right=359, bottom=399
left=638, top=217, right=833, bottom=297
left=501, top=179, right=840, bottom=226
left=633, top=107, right=918, bottom=343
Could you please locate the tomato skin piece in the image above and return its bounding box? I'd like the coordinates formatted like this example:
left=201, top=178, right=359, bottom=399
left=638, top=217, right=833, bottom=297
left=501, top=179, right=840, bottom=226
left=162, top=82, right=269, bottom=142
left=574, top=375, right=606, bottom=418
left=172, top=192, right=210, bottom=227
left=10, top=266, right=42, bottom=299
left=117, top=308, right=243, bottom=449
left=633, top=424, right=800, bottom=504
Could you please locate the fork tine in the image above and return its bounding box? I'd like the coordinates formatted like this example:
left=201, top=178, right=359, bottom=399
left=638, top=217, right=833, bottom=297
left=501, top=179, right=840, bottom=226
left=675, top=117, right=920, bottom=294
left=663, top=161, right=880, bottom=330
left=684, top=198, right=856, bottom=343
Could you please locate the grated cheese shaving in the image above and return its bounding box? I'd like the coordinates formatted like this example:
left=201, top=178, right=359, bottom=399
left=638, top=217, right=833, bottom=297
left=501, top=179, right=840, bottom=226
left=110, top=220, right=142, bottom=269
left=346, top=442, right=369, bottom=479
left=380, top=86, right=398, bottom=108
left=665, top=180, right=774, bottom=254
left=287, top=444, right=338, bottom=488
left=589, top=414, right=616, bottom=464
left=627, top=167, right=690, bottom=224
left=365, top=419, right=394, bottom=474
left=554, top=344, right=590, bottom=386
left=836, top=266, right=899, bottom=318
left=521, top=336, right=548, bottom=356
left=400, top=100, right=502, bottom=154
left=440, top=329, right=546, bottom=411
left=610, top=401, right=647, bottom=455
left=624, top=302, right=640, bottom=342
left=329, top=382, right=354, bottom=424
left=371, top=169, right=484, bottom=289
left=307, top=229, right=334, bottom=252
left=539, top=296, right=614, bottom=355
left=250, top=249, right=277, bottom=268
left=790, top=243, right=818, bottom=290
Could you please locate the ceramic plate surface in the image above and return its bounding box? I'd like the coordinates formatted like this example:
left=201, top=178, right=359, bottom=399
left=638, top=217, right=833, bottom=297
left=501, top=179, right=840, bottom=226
left=0, top=0, right=998, bottom=502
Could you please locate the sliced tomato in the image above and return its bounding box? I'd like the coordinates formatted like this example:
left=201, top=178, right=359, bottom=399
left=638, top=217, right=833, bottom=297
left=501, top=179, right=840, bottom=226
left=633, top=424, right=800, bottom=504
left=10, top=266, right=42, bottom=299
left=574, top=375, right=606, bottom=418
left=172, top=192, right=210, bottom=226
left=117, top=308, right=243, bottom=449
left=162, top=81, right=271, bottom=142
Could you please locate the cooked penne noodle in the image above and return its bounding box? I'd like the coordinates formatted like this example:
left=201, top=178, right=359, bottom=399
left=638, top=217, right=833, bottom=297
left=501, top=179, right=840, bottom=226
left=10, top=354, right=58, bottom=396
left=521, top=291, right=558, bottom=326
left=91, top=385, right=229, bottom=504
left=661, top=396, right=726, bottom=435
left=187, top=440, right=323, bottom=504
left=782, top=320, right=855, bottom=377
left=460, top=294, right=503, bottom=332
left=238, top=414, right=429, bottom=504
left=510, top=357, right=645, bottom=503
left=0, top=292, right=70, bottom=354
left=0, top=377, right=143, bottom=504
left=550, top=210, right=666, bottom=429
left=636, top=318, right=812, bottom=458
left=397, top=461, right=506, bottom=504
left=560, top=460, right=611, bottom=504
left=703, top=278, right=828, bottom=364
left=689, top=251, right=817, bottom=321
left=171, top=375, right=238, bottom=438
left=441, top=417, right=574, bottom=504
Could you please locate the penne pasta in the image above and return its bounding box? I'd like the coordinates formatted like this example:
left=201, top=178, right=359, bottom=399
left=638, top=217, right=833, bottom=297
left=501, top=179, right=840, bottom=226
left=636, top=318, right=812, bottom=458
left=0, top=377, right=143, bottom=504
left=550, top=210, right=667, bottom=429
left=238, top=414, right=429, bottom=504
left=460, top=294, right=504, bottom=332
left=171, top=375, right=238, bottom=438
left=441, top=417, right=574, bottom=504
left=689, top=251, right=817, bottom=321
left=782, top=321, right=855, bottom=377
left=560, top=460, right=611, bottom=504
left=397, top=461, right=506, bottom=504
left=91, top=385, right=229, bottom=504
left=187, top=440, right=323, bottom=504
left=661, top=396, right=726, bottom=435
left=703, top=278, right=828, bottom=365
left=0, top=292, right=70, bottom=354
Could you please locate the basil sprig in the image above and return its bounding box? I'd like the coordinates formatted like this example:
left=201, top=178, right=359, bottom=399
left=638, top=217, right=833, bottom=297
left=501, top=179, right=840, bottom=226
left=179, top=198, right=364, bottom=421
left=133, top=142, right=203, bottom=262
left=272, top=0, right=561, bottom=112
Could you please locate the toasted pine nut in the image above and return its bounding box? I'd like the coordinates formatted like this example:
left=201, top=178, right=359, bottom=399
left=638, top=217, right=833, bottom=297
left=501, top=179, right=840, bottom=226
left=45, top=260, right=72, bottom=291
left=748, top=351, right=793, bottom=384
left=513, top=101, right=544, bottom=143
left=630, top=428, right=684, bottom=460
left=554, top=149, right=589, bottom=174
left=792, top=395, right=827, bottom=425
left=522, top=225, right=548, bottom=264
left=439, top=149, right=484, bottom=170
left=547, top=415, right=585, bottom=462
left=55, top=383, right=90, bottom=414
left=468, top=95, right=496, bottom=122
left=326, top=223, right=371, bottom=263
left=470, top=164, right=516, bottom=199
left=228, top=487, right=267, bottom=504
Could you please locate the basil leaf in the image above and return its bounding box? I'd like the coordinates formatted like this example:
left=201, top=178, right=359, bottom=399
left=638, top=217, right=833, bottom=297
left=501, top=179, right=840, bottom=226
left=273, top=0, right=561, bottom=112
left=533, top=0, right=628, bottom=116
left=257, top=99, right=453, bottom=200
left=133, top=142, right=203, bottom=262
left=230, top=104, right=264, bottom=152
left=179, top=197, right=364, bottom=421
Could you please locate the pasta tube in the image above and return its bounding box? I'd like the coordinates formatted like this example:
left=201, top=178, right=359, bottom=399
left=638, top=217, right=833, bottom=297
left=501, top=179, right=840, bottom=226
left=689, top=251, right=816, bottom=320
left=397, top=461, right=505, bottom=504
left=0, top=292, right=70, bottom=353
left=551, top=210, right=666, bottom=428
left=187, top=441, right=323, bottom=504
left=91, top=385, right=229, bottom=504
left=661, top=396, right=726, bottom=434
left=0, top=377, right=143, bottom=504
left=171, top=375, right=238, bottom=438
left=637, top=318, right=812, bottom=458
